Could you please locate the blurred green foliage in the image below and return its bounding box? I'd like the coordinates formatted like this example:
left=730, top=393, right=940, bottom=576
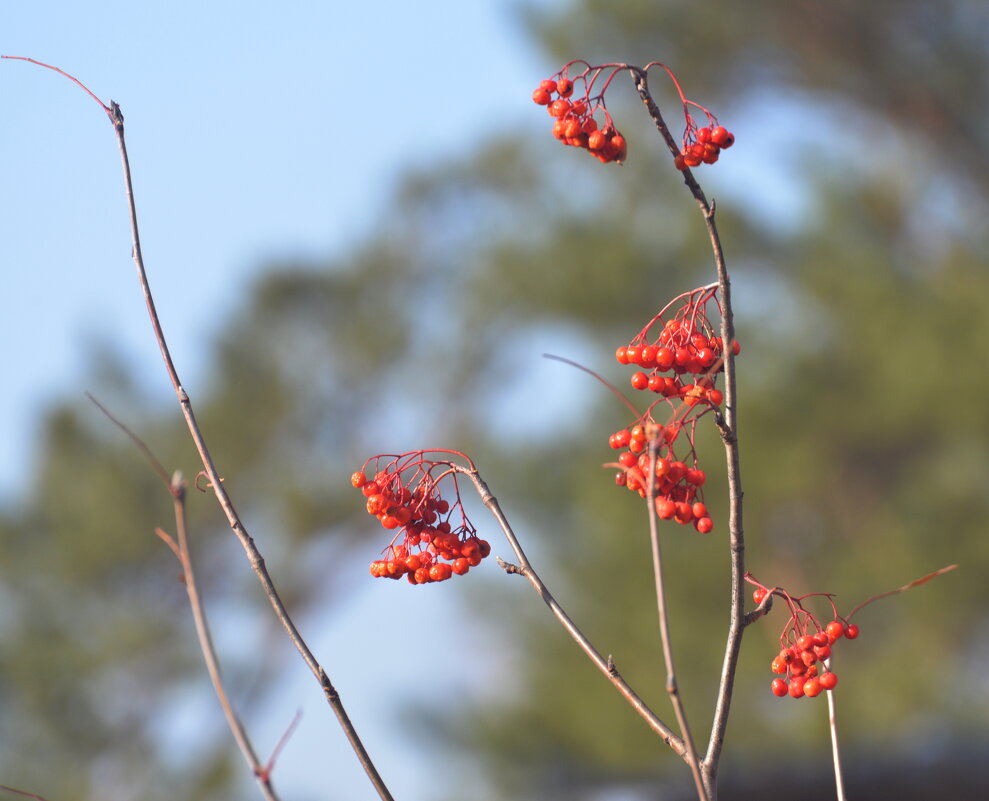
left=2, top=1, right=988, bottom=799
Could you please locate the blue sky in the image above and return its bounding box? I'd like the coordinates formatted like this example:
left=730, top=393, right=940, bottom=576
left=1, top=0, right=556, bottom=500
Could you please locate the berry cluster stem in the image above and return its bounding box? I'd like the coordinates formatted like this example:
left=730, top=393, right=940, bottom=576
left=628, top=67, right=744, bottom=800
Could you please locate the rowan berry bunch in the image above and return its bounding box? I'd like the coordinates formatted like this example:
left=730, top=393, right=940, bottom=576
left=615, top=283, right=737, bottom=406
left=352, top=452, right=491, bottom=585
left=674, top=122, right=735, bottom=171
left=747, top=575, right=860, bottom=699
left=532, top=60, right=734, bottom=170
left=531, top=64, right=627, bottom=164
left=606, top=284, right=739, bottom=533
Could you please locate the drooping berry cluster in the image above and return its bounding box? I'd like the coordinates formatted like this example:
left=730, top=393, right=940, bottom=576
left=353, top=452, right=491, bottom=585
left=607, top=285, right=739, bottom=533
left=532, top=61, right=734, bottom=170
left=616, top=283, right=737, bottom=404
left=674, top=124, right=735, bottom=170
left=532, top=72, right=627, bottom=164
left=748, top=576, right=859, bottom=699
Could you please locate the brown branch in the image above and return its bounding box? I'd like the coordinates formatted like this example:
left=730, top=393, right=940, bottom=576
left=11, top=58, right=393, bottom=801
left=644, top=438, right=708, bottom=801
left=87, top=397, right=279, bottom=799
left=457, top=464, right=688, bottom=760
left=629, top=66, right=746, bottom=800
left=169, top=472, right=282, bottom=801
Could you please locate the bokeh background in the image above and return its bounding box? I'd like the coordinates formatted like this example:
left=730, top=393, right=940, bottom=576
left=2, top=1, right=988, bottom=799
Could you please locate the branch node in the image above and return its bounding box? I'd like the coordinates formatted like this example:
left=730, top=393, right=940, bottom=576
left=496, top=556, right=523, bottom=575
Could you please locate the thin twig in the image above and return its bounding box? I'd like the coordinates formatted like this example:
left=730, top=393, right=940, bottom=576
left=87, top=397, right=280, bottom=798
left=645, top=437, right=708, bottom=800
left=0, top=785, right=53, bottom=801
left=170, top=472, right=283, bottom=801
left=629, top=66, right=745, bottom=801
left=824, top=660, right=847, bottom=801
left=847, top=564, right=958, bottom=622
left=9, top=57, right=393, bottom=801
left=86, top=393, right=171, bottom=485
left=456, top=464, right=688, bottom=759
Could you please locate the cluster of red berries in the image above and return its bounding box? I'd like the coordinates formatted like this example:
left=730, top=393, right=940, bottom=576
left=611, top=425, right=714, bottom=533
left=750, top=581, right=859, bottom=698
left=532, top=76, right=627, bottom=164
left=607, top=286, right=739, bottom=532
left=674, top=124, right=735, bottom=170
left=353, top=455, right=491, bottom=585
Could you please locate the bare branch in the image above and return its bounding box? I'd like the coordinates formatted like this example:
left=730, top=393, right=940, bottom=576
left=10, top=57, right=394, bottom=801
left=645, top=437, right=708, bottom=800
left=456, top=464, right=688, bottom=760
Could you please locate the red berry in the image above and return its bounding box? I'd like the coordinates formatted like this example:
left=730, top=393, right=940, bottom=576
left=548, top=99, right=571, bottom=118
left=694, top=516, right=714, bottom=533
left=819, top=672, right=838, bottom=690
left=351, top=471, right=367, bottom=488
left=803, top=677, right=822, bottom=698
left=429, top=563, right=453, bottom=582
left=685, top=468, right=706, bottom=486
left=655, top=497, right=676, bottom=519
left=556, top=78, right=573, bottom=97
left=630, top=371, right=649, bottom=391
left=710, top=126, right=734, bottom=148
left=532, top=87, right=552, bottom=105
left=587, top=130, right=607, bottom=151
left=788, top=678, right=806, bottom=698
left=753, top=588, right=769, bottom=604
left=771, top=678, right=788, bottom=697
left=826, top=621, right=845, bottom=642
left=615, top=346, right=629, bottom=364
left=845, top=623, right=860, bottom=639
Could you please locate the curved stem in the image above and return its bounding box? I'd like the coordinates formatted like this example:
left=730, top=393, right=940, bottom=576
left=455, top=464, right=688, bottom=760
left=106, top=102, right=393, bottom=800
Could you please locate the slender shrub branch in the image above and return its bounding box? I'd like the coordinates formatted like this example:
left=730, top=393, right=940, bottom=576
left=454, top=464, right=689, bottom=759
left=5, top=57, right=394, bottom=801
